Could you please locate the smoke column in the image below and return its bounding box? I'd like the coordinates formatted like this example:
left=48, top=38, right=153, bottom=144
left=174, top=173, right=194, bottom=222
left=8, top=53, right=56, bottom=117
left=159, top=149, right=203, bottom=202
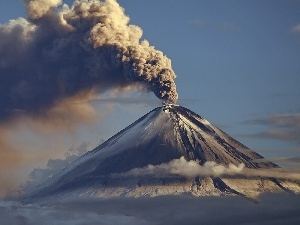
left=0, top=0, right=178, bottom=123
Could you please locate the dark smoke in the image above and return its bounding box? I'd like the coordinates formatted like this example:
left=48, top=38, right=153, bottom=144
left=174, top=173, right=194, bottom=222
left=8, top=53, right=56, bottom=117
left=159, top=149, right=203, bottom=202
left=0, top=0, right=178, bottom=123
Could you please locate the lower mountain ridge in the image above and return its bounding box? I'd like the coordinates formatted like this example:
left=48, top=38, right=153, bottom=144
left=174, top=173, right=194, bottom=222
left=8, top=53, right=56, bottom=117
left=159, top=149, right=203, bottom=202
left=21, top=105, right=300, bottom=204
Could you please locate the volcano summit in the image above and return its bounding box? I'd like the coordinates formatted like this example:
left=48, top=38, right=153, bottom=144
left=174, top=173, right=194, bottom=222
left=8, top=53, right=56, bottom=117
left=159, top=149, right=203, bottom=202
left=21, top=105, right=300, bottom=203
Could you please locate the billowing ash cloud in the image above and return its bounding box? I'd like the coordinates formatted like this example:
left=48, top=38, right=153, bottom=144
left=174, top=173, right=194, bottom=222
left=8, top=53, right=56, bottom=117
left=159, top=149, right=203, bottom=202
left=23, top=0, right=63, bottom=20
left=0, top=0, right=178, bottom=123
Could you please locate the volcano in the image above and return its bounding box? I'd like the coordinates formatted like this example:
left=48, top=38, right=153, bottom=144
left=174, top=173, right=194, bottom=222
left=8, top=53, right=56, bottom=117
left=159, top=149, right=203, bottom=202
left=21, top=105, right=300, bottom=203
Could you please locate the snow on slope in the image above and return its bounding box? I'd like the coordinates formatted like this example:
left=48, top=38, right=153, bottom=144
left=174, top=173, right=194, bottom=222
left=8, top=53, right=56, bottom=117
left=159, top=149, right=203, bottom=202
left=21, top=105, right=300, bottom=204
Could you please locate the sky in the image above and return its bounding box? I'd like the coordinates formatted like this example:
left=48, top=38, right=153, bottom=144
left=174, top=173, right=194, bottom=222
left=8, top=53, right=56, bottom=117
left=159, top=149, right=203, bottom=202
left=0, top=0, right=299, bottom=202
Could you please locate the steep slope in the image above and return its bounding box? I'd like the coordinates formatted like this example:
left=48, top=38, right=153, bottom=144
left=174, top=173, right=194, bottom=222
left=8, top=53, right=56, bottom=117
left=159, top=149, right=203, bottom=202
left=21, top=105, right=300, bottom=203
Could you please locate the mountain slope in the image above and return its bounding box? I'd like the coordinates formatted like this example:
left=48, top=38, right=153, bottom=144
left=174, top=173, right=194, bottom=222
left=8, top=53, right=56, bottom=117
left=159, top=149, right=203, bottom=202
left=21, top=105, right=300, bottom=203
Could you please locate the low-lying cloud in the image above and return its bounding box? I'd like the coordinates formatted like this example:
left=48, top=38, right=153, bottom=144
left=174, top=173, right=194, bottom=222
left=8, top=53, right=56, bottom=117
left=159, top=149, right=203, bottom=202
left=115, top=156, right=245, bottom=178
left=114, top=157, right=300, bottom=181
left=1, top=194, right=300, bottom=225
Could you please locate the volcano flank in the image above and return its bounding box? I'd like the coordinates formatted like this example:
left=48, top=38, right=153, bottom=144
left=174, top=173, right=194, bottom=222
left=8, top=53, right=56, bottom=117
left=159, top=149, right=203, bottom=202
left=21, top=105, right=300, bottom=203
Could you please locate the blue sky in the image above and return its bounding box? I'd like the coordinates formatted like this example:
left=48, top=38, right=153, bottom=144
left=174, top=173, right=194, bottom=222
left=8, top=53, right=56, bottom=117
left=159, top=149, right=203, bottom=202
left=115, top=0, right=300, bottom=159
left=0, top=0, right=300, bottom=196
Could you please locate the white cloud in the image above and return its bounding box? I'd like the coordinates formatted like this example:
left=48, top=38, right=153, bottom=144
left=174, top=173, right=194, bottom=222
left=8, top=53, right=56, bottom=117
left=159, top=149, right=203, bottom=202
left=114, top=157, right=245, bottom=178
left=114, top=157, right=300, bottom=181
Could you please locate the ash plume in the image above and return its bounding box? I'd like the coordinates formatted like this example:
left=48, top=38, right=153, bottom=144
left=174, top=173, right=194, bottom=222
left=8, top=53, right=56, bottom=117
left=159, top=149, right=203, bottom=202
left=0, top=0, right=178, bottom=123
left=0, top=128, right=23, bottom=198
left=23, top=0, right=63, bottom=20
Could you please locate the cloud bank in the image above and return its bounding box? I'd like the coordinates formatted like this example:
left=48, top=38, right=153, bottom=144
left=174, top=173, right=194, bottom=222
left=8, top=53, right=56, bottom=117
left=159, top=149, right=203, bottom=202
left=1, top=194, right=300, bottom=225
left=115, top=156, right=245, bottom=178
left=115, top=157, right=300, bottom=181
